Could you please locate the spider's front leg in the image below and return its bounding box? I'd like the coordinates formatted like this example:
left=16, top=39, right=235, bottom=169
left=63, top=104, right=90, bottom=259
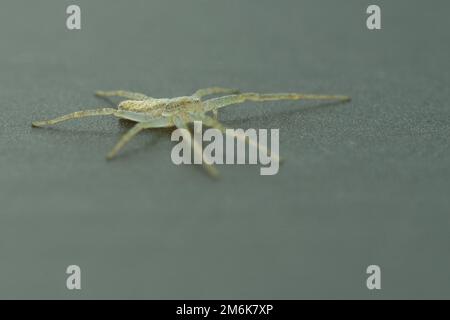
left=194, top=88, right=240, bottom=121
left=203, top=92, right=351, bottom=112
left=193, top=87, right=240, bottom=99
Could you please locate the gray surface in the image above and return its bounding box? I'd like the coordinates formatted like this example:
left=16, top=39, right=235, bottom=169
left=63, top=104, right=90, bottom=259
left=0, top=0, right=449, bottom=299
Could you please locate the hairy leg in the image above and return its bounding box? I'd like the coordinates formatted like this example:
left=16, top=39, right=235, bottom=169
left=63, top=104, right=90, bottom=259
left=203, top=92, right=351, bottom=112
left=193, top=87, right=240, bottom=99
left=106, top=122, right=149, bottom=159
left=95, top=90, right=150, bottom=100
left=32, top=108, right=116, bottom=127
left=173, top=116, right=219, bottom=177
left=196, top=115, right=281, bottom=163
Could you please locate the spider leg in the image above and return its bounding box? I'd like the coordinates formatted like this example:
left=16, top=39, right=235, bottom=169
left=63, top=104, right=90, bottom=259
left=193, top=87, right=240, bottom=99
left=193, top=87, right=241, bottom=119
left=95, top=90, right=150, bottom=100
left=31, top=108, right=116, bottom=127
left=173, top=116, right=219, bottom=178
left=106, top=122, right=148, bottom=159
left=196, top=115, right=281, bottom=163
left=203, top=92, right=351, bottom=112
left=107, top=119, right=170, bottom=159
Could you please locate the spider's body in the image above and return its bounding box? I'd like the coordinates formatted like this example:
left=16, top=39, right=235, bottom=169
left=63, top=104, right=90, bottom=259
left=32, top=87, right=350, bottom=176
left=116, top=96, right=202, bottom=122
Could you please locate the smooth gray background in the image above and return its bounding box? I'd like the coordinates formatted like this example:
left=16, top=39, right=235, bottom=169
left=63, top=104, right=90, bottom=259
left=0, top=0, right=449, bottom=299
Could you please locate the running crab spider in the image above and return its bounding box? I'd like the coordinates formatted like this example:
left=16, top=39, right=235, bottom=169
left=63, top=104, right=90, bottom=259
left=31, top=87, right=351, bottom=177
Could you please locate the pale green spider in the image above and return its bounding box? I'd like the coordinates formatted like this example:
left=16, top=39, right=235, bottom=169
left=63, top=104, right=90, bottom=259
left=32, top=87, right=350, bottom=176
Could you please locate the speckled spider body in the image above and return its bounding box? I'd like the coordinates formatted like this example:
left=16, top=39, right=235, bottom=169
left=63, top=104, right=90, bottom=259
left=32, top=87, right=350, bottom=176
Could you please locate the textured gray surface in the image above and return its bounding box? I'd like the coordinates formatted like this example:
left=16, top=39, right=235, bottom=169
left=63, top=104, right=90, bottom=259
left=0, top=0, right=449, bottom=299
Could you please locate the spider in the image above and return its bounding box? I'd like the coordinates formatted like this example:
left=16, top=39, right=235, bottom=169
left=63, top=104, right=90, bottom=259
left=32, top=87, right=350, bottom=176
